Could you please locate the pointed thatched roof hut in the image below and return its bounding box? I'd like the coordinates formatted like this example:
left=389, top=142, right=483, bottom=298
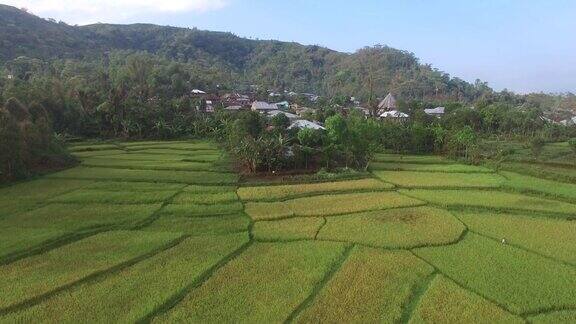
left=378, top=93, right=397, bottom=113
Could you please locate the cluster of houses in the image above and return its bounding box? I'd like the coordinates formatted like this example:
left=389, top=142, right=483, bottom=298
left=191, top=89, right=326, bottom=130
left=355, top=93, right=445, bottom=119
left=249, top=101, right=326, bottom=130
left=190, top=88, right=452, bottom=130
left=559, top=116, right=576, bottom=126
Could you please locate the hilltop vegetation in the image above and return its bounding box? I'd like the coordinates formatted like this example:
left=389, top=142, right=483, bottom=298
left=0, top=4, right=484, bottom=101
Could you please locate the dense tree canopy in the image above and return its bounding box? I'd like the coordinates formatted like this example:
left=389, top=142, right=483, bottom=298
left=0, top=4, right=497, bottom=103
left=1, top=4, right=575, bottom=180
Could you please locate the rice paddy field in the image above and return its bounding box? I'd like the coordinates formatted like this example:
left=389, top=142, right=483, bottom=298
left=1, top=140, right=575, bottom=323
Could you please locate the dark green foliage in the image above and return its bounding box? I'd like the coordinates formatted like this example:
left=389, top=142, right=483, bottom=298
left=0, top=107, right=26, bottom=179
left=568, top=138, right=576, bottom=153
left=296, top=128, right=320, bottom=169
left=448, top=126, right=478, bottom=159
left=4, top=97, right=29, bottom=122
left=530, top=137, right=546, bottom=158
left=28, top=101, right=49, bottom=122
left=0, top=99, right=72, bottom=181
left=271, top=113, right=290, bottom=129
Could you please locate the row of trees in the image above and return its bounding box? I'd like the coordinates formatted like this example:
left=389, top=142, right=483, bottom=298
left=219, top=104, right=576, bottom=174
left=1, top=53, right=230, bottom=139
left=0, top=98, right=71, bottom=180
left=1, top=50, right=575, bottom=178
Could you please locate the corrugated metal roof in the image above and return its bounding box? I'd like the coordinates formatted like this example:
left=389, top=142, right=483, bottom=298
left=424, top=107, right=445, bottom=115
left=380, top=110, right=409, bottom=118
left=251, top=101, right=277, bottom=111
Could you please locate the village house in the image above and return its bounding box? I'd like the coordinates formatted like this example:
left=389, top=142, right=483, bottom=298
left=274, top=101, right=290, bottom=110
left=377, top=93, right=397, bottom=115
left=222, top=93, right=251, bottom=107
left=288, top=119, right=325, bottom=130
left=424, top=106, right=445, bottom=117
left=302, top=93, right=320, bottom=102
left=380, top=110, right=409, bottom=121
left=560, top=116, right=576, bottom=126
left=267, top=110, right=299, bottom=121
left=354, top=107, right=371, bottom=117
left=191, top=89, right=207, bottom=96
left=205, top=100, right=214, bottom=113
left=251, top=101, right=277, bottom=113
left=294, top=106, right=316, bottom=117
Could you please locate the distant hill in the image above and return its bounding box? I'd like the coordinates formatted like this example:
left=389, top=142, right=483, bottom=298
left=0, top=4, right=481, bottom=101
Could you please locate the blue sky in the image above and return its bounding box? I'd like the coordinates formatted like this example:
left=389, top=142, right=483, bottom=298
left=10, top=0, right=576, bottom=93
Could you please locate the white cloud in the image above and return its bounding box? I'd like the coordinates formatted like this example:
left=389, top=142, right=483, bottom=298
left=5, top=0, right=229, bottom=24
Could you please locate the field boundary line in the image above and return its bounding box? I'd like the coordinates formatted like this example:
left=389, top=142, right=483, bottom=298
left=314, top=217, right=327, bottom=240
left=239, top=187, right=397, bottom=203
left=399, top=271, right=438, bottom=323
left=469, top=230, right=576, bottom=269
left=391, top=184, right=503, bottom=190
left=397, top=190, right=576, bottom=220
left=498, top=186, right=576, bottom=205
left=445, top=205, right=575, bottom=220
left=0, top=180, right=95, bottom=221
left=370, top=168, right=495, bottom=174
left=78, top=164, right=236, bottom=174
left=253, top=226, right=469, bottom=251
left=238, top=173, right=372, bottom=186
left=284, top=244, right=354, bottom=323
left=249, top=203, right=428, bottom=222
left=130, top=186, right=188, bottom=230
left=163, top=211, right=247, bottom=219
left=0, top=235, right=189, bottom=317
left=523, top=306, right=576, bottom=318
left=0, top=225, right=112, bottom=266
left=408, top=250, right=523, bottom=317
left=499, top=163, right=576, bottom=184
left=138, top=240, right=254, bottom=323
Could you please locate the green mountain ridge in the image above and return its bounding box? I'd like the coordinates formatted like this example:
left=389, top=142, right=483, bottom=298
left=0, top=4, right=482, bottom=100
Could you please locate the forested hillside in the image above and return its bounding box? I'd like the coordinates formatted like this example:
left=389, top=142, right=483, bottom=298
left=0, top=4, right=483, bottom=101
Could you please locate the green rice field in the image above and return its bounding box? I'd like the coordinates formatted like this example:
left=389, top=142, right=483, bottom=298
left=1, top=140, right=575, bottom=323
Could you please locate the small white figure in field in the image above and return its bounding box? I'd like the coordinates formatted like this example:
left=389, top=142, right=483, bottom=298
left=501, top=238, right=506, bottom=244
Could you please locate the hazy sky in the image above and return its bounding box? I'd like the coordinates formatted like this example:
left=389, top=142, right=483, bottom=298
left=7, top=0, right=576, bottom=93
